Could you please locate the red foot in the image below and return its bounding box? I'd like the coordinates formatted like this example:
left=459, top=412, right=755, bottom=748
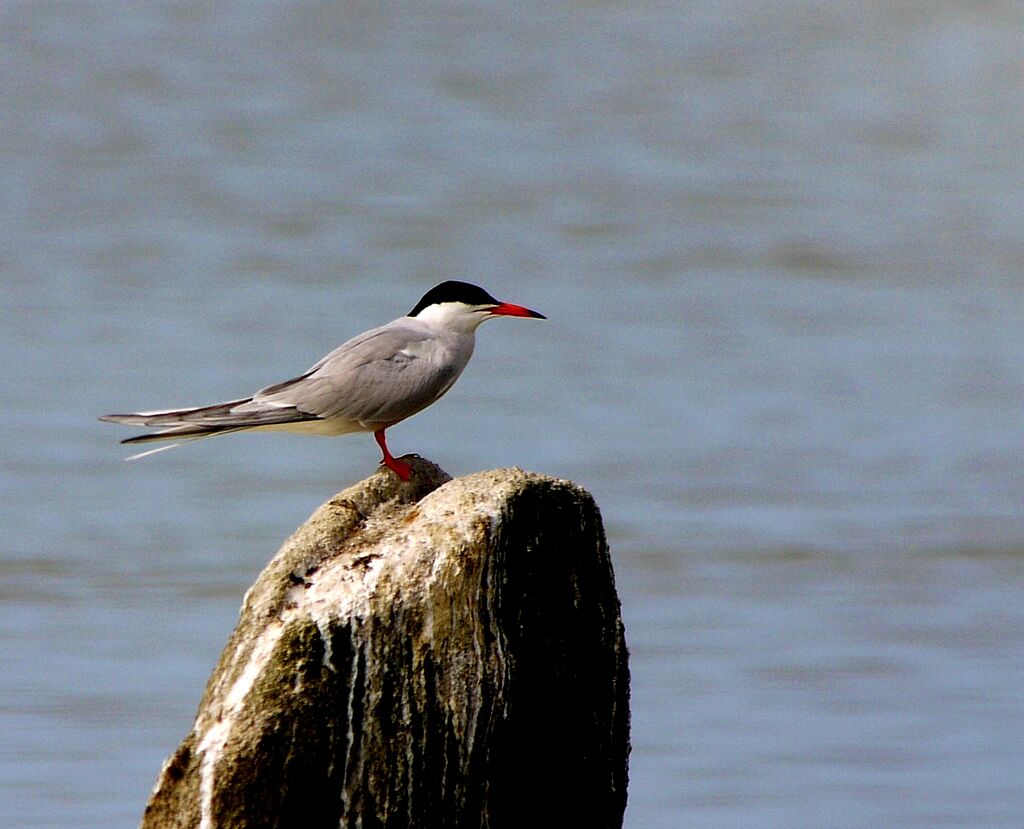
left=383, top=455, right=412, bottom=481
left=374, top=429, right=412, bottom=481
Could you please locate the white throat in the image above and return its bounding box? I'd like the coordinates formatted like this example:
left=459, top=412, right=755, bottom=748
left=412, top=302, right=491, bottom=333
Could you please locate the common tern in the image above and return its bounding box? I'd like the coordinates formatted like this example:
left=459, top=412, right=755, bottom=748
left=100, top=281, right=545, bottom=479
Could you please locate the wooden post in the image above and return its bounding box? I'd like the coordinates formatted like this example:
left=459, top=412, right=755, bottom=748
left=140, top=458, right=629, bottom=829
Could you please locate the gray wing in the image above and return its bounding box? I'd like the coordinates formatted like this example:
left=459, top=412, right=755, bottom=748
left=253, top=320, right=467, bottom=428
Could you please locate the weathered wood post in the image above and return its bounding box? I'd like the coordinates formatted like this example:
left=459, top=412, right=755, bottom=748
left=140, top=457, right=630, bottom=829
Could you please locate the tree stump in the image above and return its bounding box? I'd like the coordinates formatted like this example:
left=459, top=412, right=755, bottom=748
left=140, top=457, right=630, bottom=829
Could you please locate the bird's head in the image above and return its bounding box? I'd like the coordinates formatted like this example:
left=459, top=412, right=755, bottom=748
left=408, top=281, right=546, bottom=332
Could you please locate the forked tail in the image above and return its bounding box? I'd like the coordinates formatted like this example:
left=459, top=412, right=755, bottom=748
left=99, top=396, right=320, bottom=459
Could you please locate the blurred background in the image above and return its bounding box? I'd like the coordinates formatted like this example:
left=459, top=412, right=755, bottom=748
left=2, top=2, right=1023, bottom=827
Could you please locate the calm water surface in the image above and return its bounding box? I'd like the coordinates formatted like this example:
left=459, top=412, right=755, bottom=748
left=2, top=3, right=1024, bottom=827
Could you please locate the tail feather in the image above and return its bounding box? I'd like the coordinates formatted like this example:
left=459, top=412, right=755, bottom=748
left=126, top=442, right=188, bottom=461
left=99, top=397, right=253, bottom=428
left=120, top=424, right=245, bottom=445
left=101, top=400, right=321, bottom=436
left=115, top=424, right=247, bottom=460
left=101, top=397, right=323, bottom=459
left=123, top=429, right=244, bottom=460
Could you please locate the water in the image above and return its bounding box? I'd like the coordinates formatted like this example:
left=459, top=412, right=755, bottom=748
left=3, top=2, right=1024, bottom=827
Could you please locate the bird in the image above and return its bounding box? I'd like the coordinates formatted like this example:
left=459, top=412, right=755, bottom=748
left=100, top=281, right=545, bottom=480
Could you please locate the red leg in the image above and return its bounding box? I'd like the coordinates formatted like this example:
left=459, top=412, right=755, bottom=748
left=374, top=428, right=411, bottom=481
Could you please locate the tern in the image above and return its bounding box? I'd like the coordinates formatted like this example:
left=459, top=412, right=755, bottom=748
left=100, top=281, right=545, bottom=479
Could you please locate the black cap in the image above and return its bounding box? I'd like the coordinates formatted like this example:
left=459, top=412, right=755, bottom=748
left=408, top=281, right=501, bottom=317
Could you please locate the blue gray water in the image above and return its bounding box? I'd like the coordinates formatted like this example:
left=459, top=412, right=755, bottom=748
left=3, top=3, right=1023, bottom=827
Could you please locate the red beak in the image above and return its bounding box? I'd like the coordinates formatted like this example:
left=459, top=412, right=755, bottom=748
left=490, top=302, right=546, bottom=319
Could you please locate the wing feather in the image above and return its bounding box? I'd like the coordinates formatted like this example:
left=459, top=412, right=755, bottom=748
left=254, top=320, right=468, bottom=427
